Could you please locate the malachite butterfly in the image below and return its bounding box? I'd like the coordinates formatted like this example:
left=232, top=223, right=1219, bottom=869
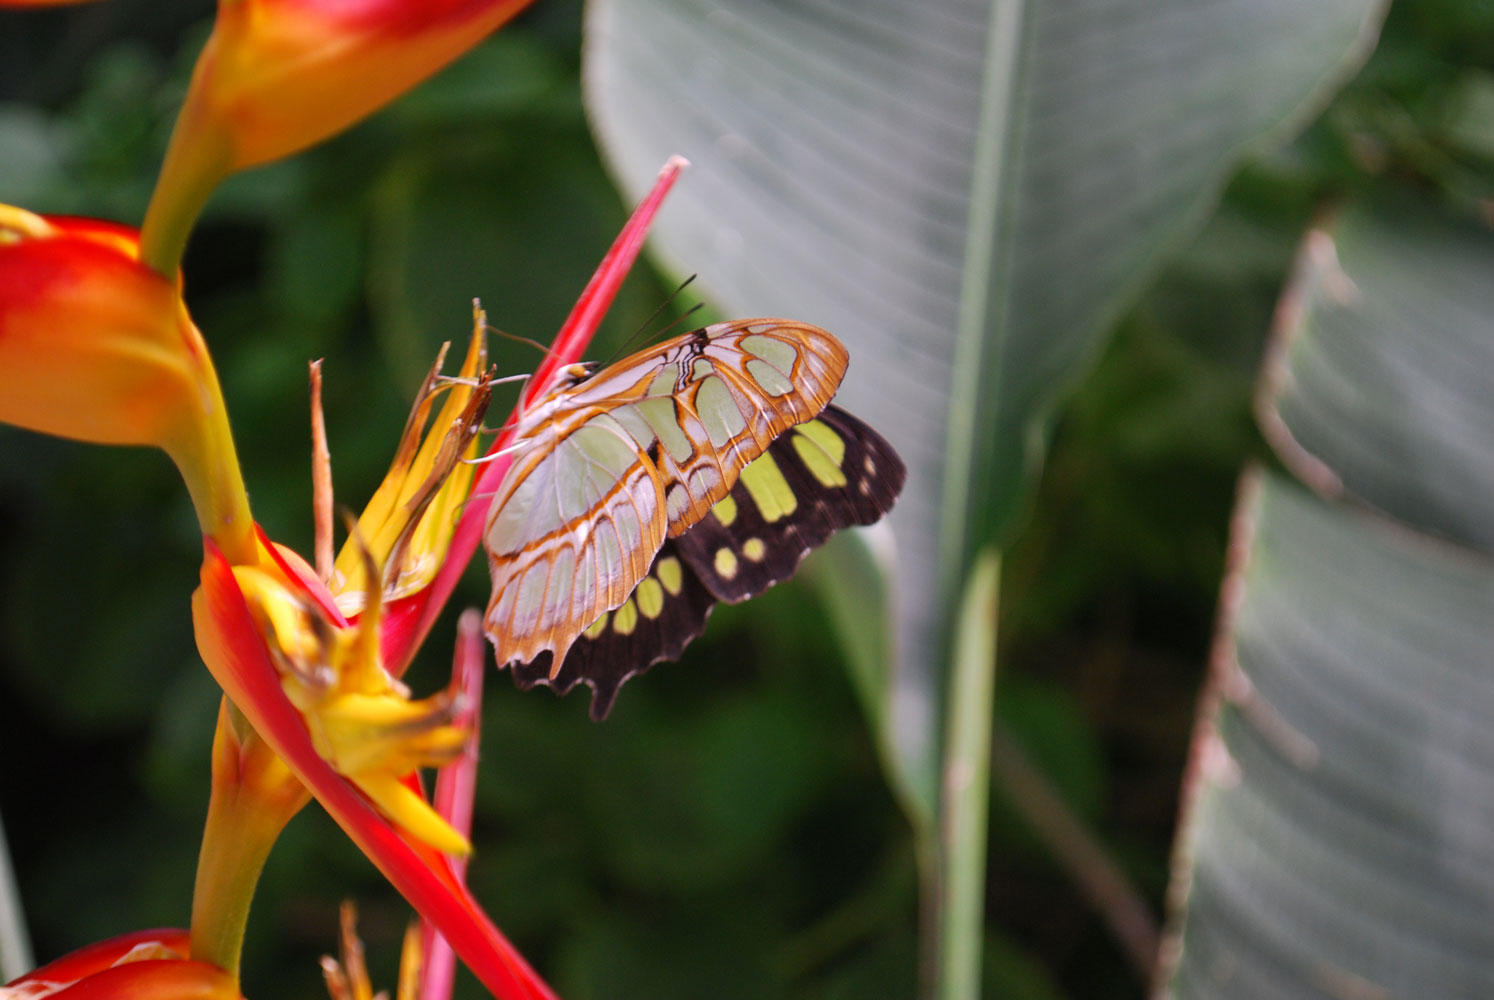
left=482, top=318, right=904, bottom=718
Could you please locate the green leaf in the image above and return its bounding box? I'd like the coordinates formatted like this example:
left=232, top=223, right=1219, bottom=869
left=583, top=0, right=1389, bottom=816
left=1162, top=194, right=1494, bottom=996
left=1262, top=193, right=1494, bottom=552
left=809, top=529, right=932, bottom=833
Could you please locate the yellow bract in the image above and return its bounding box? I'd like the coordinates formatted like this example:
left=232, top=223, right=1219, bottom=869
left=331, top=309, right=491, bottom=617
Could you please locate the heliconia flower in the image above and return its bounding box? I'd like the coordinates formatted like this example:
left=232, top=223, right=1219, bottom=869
left=0, top=205, right=255, bottom=562
left=2, top=929, right=241, bottom=999
left=220, top=531, right=473, bottom=857
left=193, top=539, right=555, bottom=1000
left=187, top=157, right=687, bottom=999
left=141, top=0, right=537, bottom=272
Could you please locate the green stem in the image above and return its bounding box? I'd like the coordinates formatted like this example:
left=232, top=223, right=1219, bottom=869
left=191, top=700, right=309, bottom=977
left=937, top=549, right=1000, bottom=1000
left=139, top=97, right=230, bottom=277
left=168, top=351, right=258, bottom=566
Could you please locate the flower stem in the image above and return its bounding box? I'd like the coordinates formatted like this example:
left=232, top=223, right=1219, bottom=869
left=170, top=347, right=259, bottom=566
left=190, top=700, right=309, bottom=978
left=937, top=549, right=999, bottom=1000
left=140, top=104, right=230, bottom=278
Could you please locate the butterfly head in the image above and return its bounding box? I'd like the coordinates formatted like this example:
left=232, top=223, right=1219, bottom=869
left=554, top=361, right=598, bottom=390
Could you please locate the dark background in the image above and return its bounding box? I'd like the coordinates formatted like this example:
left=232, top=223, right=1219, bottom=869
left=2, top=2, right=1491, bottom=996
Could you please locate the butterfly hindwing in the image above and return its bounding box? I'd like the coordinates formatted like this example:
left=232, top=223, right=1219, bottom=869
left=509, top=406, right=906, bottom=718
left=676, top=406, right=906, bottom=603
left=509, top=541, right=717, bottom=719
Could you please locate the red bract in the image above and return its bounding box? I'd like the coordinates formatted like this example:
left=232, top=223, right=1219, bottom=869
left=194, top=540, right=555, bottom=1000
left=4, top=930, right=240, bottom=1000
left=420, top=610, right=487, bottom=1000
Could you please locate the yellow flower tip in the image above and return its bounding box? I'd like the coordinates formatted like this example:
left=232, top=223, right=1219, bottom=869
left=0, top=203, right=53, bottom=242
left=357, top=772, right=472, bottom=857
left=230, top=549, right=475, bottom=854
left=332, top=325, right=493, bottom=616
left=396, top=920, right=424, bottom=1000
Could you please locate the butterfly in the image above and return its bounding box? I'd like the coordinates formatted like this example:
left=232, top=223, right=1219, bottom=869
left=483, top=319, right=904, bottom=717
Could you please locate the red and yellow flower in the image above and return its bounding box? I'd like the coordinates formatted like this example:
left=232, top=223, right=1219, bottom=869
left=0, top=0, right=688, bottom=991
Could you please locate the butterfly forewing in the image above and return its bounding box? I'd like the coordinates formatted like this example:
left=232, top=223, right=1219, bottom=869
left=509, top=406, right=906, bottom=718
left=484, top=319, right=849, bottom=669
left=484, top=420, right=666, bottom=659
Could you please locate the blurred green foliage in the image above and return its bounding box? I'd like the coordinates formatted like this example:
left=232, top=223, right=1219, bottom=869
left=1, top=2, right=1491, bottom=998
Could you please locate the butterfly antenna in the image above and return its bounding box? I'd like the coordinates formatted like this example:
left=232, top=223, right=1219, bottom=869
left=651, top=301, right=706, bottom=341
left=598, top=274, right=701, bottom=368
left=462, top=438, right=532, bottom=465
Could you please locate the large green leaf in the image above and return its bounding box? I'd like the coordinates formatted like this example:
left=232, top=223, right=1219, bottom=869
left=1162, top=195, right=1494, bottom=996
left=1261, top=194, right=1494, bottom=552
left=583, top=0, right=1387, bottom=807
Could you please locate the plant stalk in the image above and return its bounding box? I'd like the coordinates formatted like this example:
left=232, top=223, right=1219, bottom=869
left=937, top=549, right=1001, bottom=1000
left=190, top=699, right=309, bottom=978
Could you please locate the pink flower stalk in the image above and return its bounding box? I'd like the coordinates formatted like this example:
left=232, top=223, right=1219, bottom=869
left=420, top=610, right=487, bottom=1000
